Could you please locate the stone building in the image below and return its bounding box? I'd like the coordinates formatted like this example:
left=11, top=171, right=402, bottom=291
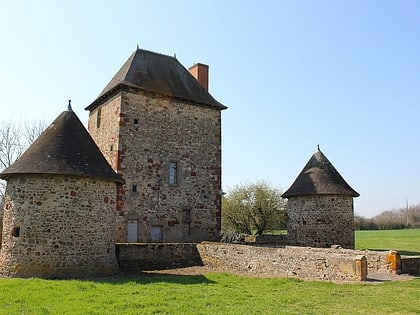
left=0, top=104, right=123, bottom=278
left=85, top=48, right=227, bottom=243
left=282, top=147, right=359, bottom=249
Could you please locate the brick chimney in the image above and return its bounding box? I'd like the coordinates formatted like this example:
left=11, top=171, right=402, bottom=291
left=189, top=63, right=209, bottom=91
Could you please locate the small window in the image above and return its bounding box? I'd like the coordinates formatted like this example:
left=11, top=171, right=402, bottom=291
left=110, top=145, right=113, bottom=151
left=133, top=118, right=139, bottom=124
left=96, top=108, right=102, bottom=128
left=132, top=185, right=137, bottom=193
left=183, top=209, right=191, bottom=223
left=11, top=227, right=20, bottom=237
left=169, top=162, right=177, bottom=185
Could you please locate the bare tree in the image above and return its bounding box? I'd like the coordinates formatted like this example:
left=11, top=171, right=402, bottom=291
left=0, top=120, right=46, bottom=202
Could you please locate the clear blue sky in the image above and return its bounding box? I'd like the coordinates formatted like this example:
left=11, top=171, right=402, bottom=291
left=1, top=0, right=419, bottom=217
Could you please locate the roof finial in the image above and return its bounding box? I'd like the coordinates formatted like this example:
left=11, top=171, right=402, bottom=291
left=136, top=43, right=139, bottom=50
left=317, top=144, right=320, bottom=151
left=174, top=52, right=177, bottom=59
left=67, top=99, right=72, bottom=111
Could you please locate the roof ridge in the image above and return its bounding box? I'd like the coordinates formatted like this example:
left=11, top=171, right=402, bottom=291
left=136, top=47, right=177, bottom=60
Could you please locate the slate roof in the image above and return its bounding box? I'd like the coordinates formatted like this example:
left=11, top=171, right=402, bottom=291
left=0, top=106, right=123, bottom=183
left=282, top=148, right=359, bottom=198
left=85, top=48, right=227, bottom=111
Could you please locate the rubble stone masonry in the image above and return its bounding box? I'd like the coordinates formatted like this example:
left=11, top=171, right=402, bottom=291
left=88, top=89, right=222, bottom=243
left=287, top=195, right=355, bottom=249
left=0, top=174, right=118, bottom=278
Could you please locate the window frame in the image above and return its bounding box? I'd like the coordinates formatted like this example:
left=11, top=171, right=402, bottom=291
left=169, top=161, right=178, bottom=186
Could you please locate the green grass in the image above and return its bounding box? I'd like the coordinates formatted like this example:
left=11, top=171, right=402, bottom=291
left=355, top=228, right=420, bottom=255
left=0, top=229, right=419, bottom=314
left=0, top=274, right=419, bottom=314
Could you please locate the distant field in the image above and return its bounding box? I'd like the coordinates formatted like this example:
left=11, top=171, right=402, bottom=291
left=355, top=229, right=420, bottom=256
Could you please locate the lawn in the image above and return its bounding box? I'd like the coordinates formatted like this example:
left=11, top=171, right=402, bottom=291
left=355, top=228, right=420, bottom=255
left=0, top=273, right=419, bottom=314
left=0, top=229, right=419, bottom=314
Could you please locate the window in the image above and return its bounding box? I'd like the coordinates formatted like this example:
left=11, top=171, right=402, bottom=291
left=183, top=209, right=191, bottom=223
left=133, top=118, right=139, bottom=124
left=132, top=185, right=137, bottom=193
left=169, top=162, right=177, bottom=185
left=96, top=108, right=102, bottom=128
left=11, top=226, right=20, bottom=237
left=182, top=208, right=191, bottom=237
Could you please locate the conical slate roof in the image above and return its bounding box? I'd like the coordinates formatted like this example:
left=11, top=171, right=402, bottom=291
left=0, top=105, right=123, bottom=183
left=282, top=148, right=359, bottom=198
left=85, top=48, right=227, bottom=111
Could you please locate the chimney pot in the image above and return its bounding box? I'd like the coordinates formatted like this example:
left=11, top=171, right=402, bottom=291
left=189, top=63, right=209, bottom=91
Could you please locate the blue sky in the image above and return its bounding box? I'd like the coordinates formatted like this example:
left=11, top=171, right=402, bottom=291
left=1, top=0, right=419, bottom=217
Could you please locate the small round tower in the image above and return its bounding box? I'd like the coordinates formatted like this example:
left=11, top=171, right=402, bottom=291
left=282, top=147, right=359, bottom=249
left=0, top=103, right=123, bottom=278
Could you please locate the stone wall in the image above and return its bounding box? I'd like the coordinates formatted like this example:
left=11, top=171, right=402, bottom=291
left=116, top=243, right=202, bottom=270
left=197, top=243, right=367, bottom=281
left=88, top=89, right=222, bottom=243
left=0, top=174, right=118, bottom=278
left=401, top=256, right=420, bottom=275
left=287, top=195, right=355, bottom=249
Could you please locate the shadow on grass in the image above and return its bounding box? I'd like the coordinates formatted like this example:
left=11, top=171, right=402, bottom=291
left=90, top=271, right=216, bottom=285
left=366, top=249, right=420, bottom=256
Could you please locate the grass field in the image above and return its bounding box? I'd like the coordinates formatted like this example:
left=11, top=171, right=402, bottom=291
left=355, top=228, right=420, bottom=255
left=0, top=229, right=418, bottom=314
left=0, top=273, right=419, bottom=314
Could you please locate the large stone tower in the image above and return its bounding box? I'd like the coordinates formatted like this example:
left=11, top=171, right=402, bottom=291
left=282, top=147, right=359, bottom=249
left=0, top=104, right=123, bottom=278
left=85, top=48, right=227, bottom=243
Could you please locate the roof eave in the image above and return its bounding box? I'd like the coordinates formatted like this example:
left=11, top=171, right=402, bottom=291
left=0, top=171, right=124, bottom=184
left=85, top=82, right=227, bottom=112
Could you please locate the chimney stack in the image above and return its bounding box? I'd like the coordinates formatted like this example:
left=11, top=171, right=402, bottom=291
left=189, top=63, right=209, bottom=91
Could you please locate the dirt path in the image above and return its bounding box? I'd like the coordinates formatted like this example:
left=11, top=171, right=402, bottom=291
left=136, top=265, right=418, bottom=283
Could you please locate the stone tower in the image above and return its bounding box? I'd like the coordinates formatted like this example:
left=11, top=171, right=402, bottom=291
left=0, top=104, right=123, bottom=278
left=85, top=48, right=227, bottom=243
left=282, top=147, right=359, bottom=249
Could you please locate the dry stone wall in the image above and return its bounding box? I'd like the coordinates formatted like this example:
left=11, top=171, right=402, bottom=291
left=88, top=89, right=222, bottom=243
left=0, top=174, right=118, bottom=278
left=287, top=195, right=355, bottom=248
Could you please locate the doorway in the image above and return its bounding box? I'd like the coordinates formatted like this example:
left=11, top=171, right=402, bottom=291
left=127, top=220, right=138, bottom=242
left=151, top=226, right=162, bottom=242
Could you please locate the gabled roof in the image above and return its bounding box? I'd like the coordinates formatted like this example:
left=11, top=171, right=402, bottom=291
left=85, top=48, right=227, bottom=111
left=282, top=148, right=359, bottom=198
left=0, top=106, right=123, bottom=183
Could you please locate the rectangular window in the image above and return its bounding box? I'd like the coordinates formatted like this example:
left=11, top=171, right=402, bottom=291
left=132, top=185, right=137, bottom=193
left=169, top=162, right=177, bottom=185
left=133, top=118, right=139, bottom=124
left=182, top=208, right=191, bottom=237
left=96, top=108, right=102, bottom=128
left=183, top=209, right=191, bottom=223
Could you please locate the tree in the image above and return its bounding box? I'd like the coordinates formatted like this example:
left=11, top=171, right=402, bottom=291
left=0, top=120, right=46, bottom=202
left=222, top=181, right=287, bottom=235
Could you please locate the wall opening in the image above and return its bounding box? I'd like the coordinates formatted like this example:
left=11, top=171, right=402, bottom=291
left=11, top=226, right=20, bottom=237
left=127, top=220, right=138, bottom=242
